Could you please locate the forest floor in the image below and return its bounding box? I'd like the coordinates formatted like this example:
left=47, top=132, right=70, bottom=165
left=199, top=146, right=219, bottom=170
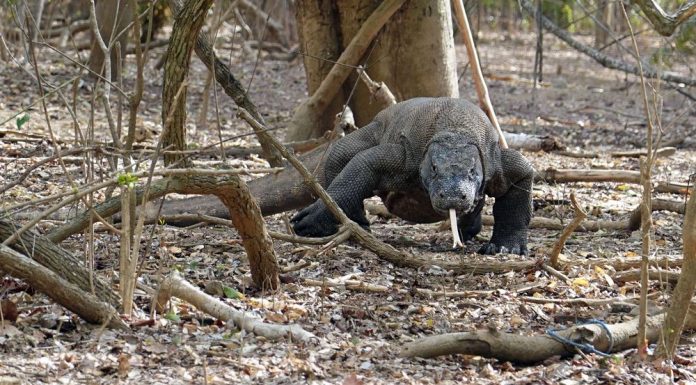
left=1, top=28, right=695, bottom=385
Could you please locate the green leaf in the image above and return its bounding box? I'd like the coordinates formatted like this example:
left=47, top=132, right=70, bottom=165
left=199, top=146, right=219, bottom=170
left=117, top=172, right=139, bottom=187
left=164, top=310, right=180, bottom=322
left=15, top=114, right=29, bottom=130
left=223, top=286, right=244, bottom=300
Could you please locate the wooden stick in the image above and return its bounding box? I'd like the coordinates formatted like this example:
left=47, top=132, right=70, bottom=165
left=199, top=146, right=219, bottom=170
left=452, top=0, right=507, bottom=149
left=549, top=193, right=588, bottom=267
left=156, top=271, right=315, bottom=342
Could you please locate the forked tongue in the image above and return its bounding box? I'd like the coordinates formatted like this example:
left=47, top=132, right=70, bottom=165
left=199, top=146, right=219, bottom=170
left=449, top=209, right=464, bottom=248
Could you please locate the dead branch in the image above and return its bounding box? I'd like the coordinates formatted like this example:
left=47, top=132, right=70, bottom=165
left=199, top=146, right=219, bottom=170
left=611, top=147, right=677, bottom=158
left=357, top=67, right=397, bottom=108
left=518, top=0, right=696, bottom=86
left=401, top=312, right=670, bottom=362
left=0, top=244, right=127, bottom=330
left=156, top=271, right=315, bottom=342
left=622, top=3, right=657, bottom=357
left=549, top=193, right=588, bottom=267
left=628, top=198, right=688, bottom=231
left=481, top=215, right=628, bottom=232
left=301, top=278, right=494, bottom=298
left=614, top=268, right=682, bottom=286
left=0, top=221, right=120, bottom=307
left=521, top=296, right=640, bottom=307
left=159, top=213, right=346, bottom=245
left=536, top=168, right=690, bottom=195
left=504, top=132, right=564, bottom=152
left=633, top=0, right=696, bottom=36
left=558, top=145, right=675, bottom=160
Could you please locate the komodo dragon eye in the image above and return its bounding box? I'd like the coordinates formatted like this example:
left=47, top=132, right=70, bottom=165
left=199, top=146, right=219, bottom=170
left=432, top=164, right=437, bottom=173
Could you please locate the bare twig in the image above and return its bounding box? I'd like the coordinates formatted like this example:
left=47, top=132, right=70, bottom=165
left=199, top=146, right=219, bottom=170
left=452, top=0, right=507, bottom=149
left=620, top=2, right=655, bottom=358
left=549, top=193, right=588, bottom=267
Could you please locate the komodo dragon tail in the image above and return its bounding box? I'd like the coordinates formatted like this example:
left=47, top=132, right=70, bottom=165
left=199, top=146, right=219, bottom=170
left=155, top=144, right=332, bottom=226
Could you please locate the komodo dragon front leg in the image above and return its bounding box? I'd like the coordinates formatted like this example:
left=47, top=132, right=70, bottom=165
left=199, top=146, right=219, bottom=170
left=291, top=142, right=407, bottom=237
left=479, top=148, right=534, bottom=255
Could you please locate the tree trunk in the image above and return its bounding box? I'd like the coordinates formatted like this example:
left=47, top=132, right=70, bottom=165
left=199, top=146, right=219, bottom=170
left=594, top=0, right=612, bottom=48
left=289, top=0, right=458, bottom=140
left=161, top=0, right=279, bottom=290
left=88, top=0, right=134, bottom=80
left=656, top=186, right=696, bottom=358
left=294, top=0, right=347, bottom=139
left=341, top=0, right=458, bottom=127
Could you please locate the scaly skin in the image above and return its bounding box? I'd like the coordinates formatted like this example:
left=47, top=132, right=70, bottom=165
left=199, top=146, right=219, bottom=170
left=291, top=97, right=534, bottom=255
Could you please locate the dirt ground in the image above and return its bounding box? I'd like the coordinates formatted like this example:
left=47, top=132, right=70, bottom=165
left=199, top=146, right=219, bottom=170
left=1, top=26, right=695, bottom=385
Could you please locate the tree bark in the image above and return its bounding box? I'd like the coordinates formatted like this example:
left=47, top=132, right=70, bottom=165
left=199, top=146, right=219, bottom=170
left=656, top=185, right=696, bottom=358
left=0, top=244, right=127, bottom=330
left=88, top=0, right=134, bottom=80
left=633, top=0, right=696, bottom=37
left=162, top=0, right=213, bottom=166
left=294, top=0, right=347, bottom=139
left=160, top=0, right=279, bottom=289
left=0, top=220, right=120, bottom=307
left=288, top=0, right=458, bottom=140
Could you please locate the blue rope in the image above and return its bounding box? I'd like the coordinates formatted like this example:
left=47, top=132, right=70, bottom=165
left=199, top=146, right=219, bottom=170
left=546, top=319, right=614, bottom=357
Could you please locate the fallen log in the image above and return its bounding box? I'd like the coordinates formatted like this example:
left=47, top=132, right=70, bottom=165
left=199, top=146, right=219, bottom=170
left=0, top=244, right=127, bottom=330
left=536, top=168, right=690, bottom=195
left=401, top=308, right=696, bottom=363
left=0, top=220, right=120, bottom=307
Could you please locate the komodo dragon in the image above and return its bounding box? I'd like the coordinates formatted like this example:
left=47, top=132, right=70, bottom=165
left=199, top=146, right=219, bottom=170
left=160, top=97, right=534, bottom=255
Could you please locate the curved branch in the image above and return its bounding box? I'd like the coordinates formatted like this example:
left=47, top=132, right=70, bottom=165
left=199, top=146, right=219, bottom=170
left=634, top=0, right=696, bottom=36
left=518, top=0, right=696, bottom=86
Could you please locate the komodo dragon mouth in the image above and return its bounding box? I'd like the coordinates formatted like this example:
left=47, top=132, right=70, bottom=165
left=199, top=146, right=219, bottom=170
left=420, top=140, right=485, bottom=248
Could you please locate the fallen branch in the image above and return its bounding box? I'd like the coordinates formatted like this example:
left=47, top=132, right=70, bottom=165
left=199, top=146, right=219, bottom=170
left=549, top=193, right=587, bottom=267
left=614, top=268, right=682, bottom=286
left=301, top=278, right=494, bottom=298
left=536, top=168, right=690, bottom=195
left=400, top=312, right=671, bottom=362
left=158, top=213, right=347, bottom=245
left=504, top=132, right=564, bottom=152
left=0, top=220, right=120, bottom=307
left=628, top=198, right=688, bottom=230
left=521, top=296, right=640, bottom=307
left=0, top=244, right=127, bottom=330
left=556, top=146, right=677, bottom=159
left=156, top=271, right=315, bottom=342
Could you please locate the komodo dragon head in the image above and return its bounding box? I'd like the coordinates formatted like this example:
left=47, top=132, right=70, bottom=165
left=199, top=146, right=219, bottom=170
left=419, top=134, right=484, bottom=217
